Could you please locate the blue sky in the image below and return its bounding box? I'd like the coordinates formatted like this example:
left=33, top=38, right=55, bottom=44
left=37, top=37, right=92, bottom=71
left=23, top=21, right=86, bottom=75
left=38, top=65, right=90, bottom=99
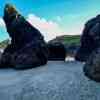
left=0, top=0, right=100, bottom=41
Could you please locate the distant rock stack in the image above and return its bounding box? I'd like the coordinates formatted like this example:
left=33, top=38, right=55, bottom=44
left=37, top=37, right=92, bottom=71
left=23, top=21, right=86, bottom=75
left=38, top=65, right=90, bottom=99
left=47, top=42, right=66, bottom=61
left=0, top=4, right=49, bottom=69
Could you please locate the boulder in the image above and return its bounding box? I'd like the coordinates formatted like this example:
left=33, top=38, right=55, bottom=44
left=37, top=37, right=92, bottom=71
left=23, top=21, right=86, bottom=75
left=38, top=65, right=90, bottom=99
left=0, top=4, right=48, bottom=69
left=47, top=42, right=66, bottom=61
left=75, top=15, right=100, bottom=62
left=75, top=15, right=100, bottom=82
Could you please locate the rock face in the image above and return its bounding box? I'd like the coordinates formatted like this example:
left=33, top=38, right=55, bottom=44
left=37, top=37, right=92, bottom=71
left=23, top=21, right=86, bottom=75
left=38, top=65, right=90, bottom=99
left=83, top=48, right=100, bottom=82
left=75, top=15, right=100, bottom=82
left=0, top=4, right=48, bottom=69
left=75, top=15, right=100, bottom=62
left=0, top=61, right=100, bottom=100
left=47, top=42, right=66, bottom=61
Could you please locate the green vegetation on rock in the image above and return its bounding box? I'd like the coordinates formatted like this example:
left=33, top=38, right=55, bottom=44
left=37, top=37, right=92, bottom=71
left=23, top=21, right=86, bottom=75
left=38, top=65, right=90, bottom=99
left=49, top=35, right=80, bottom=45
left=62, top=35, right=80, bottom=45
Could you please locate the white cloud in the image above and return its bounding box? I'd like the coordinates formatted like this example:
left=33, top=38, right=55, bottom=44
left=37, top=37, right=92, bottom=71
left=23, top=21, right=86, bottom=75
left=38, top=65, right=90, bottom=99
left=27, top=14, right=66, bottom=41
left=0, top=18, right=5, bottom=27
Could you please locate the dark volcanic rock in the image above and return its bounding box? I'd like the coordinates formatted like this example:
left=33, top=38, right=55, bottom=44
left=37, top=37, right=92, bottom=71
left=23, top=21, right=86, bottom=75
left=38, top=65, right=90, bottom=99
left=83, top=48, right=100, bottom=82
left=75, top=15, right=100, bottom=82
left=0, top=4, right=48, bottom=69
left=47, top=42, right=66, bottom=61
left=75, top=15, right=100, bottom=62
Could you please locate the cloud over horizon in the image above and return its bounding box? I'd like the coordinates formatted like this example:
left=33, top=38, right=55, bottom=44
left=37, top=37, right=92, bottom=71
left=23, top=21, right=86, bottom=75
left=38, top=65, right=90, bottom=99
left=27, top=14, right=67, bottom=41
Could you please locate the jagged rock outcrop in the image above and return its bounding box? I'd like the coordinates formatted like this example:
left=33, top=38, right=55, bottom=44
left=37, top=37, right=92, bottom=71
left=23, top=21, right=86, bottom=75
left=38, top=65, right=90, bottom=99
left=75, top=15, right=100, bottom=82
left=0, top=4, right=48, bottom=69
left=75, top=15, right=100, bottom=62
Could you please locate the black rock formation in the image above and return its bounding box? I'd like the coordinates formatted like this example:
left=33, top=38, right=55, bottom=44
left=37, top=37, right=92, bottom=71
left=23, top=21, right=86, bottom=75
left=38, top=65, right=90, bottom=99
left=47, top=42, right=66, bottom=61
left=75, top=15, right=100, bottom=62
left=0, top=4, right=48, bottom=69
left=83, top=48, right=100, bottom=82
left=75, top=15, right=100, bottom=82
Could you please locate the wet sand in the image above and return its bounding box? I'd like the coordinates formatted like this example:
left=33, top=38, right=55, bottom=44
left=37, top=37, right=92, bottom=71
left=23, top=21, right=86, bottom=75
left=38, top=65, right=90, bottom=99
left=0, top=61, right=99, bottom=100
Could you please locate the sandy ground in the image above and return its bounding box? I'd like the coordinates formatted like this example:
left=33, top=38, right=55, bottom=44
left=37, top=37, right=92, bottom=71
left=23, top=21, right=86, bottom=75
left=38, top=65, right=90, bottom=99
left=0, top=61, right=100, bottom=100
